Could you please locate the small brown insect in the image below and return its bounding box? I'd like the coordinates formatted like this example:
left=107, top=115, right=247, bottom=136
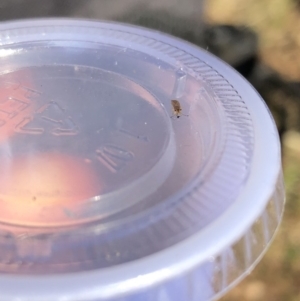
left=171, top=99, right=188, bottom=119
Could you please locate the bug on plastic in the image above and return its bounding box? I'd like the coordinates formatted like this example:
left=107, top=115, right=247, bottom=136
left=171, top=99, right=188, bottom=119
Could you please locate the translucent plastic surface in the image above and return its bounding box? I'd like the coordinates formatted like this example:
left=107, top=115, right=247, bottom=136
left=0, top=19, right=284, bottom=301
left=0, top=40, right=226, bottom=270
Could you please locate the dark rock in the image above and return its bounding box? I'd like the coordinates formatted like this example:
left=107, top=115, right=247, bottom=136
left=203, top=24, right=258, bottom=75
left=248, top=64, right=300, bottom=140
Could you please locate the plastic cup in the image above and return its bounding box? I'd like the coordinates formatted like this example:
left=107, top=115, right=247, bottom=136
left=0, top=19, right=284, bottom=301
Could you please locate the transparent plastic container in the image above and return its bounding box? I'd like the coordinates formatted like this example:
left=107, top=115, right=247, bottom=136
left=0, top=19, right=284, bottom=301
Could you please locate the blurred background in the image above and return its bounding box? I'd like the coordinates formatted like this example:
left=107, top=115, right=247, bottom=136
left=0, top=0, right=299, bottom=300
left=208, top=1, right=300, bottom=300
left=206, top=0, right=300, bottom=139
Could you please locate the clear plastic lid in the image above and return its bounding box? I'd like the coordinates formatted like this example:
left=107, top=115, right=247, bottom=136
left=0, top=19, right=284, bottom=301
